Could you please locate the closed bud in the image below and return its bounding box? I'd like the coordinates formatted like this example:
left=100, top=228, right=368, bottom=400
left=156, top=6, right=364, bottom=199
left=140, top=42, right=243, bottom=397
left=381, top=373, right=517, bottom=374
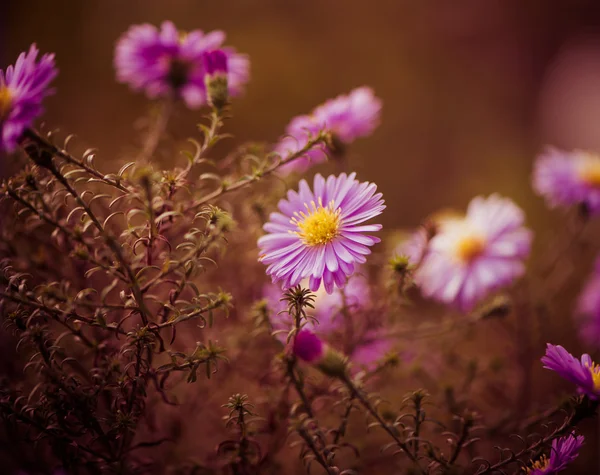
left=203, top=50, right=228, bottom=110
left=293, top=329, right=348, bottom=379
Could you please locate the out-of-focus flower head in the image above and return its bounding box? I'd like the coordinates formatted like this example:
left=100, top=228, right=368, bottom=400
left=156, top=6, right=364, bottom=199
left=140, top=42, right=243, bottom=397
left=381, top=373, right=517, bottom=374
left=526, top=432, right=584, bottom=474
left=0, top=44, right=57, bottom=152
left=533, top=147, right=600, bottom=215
left=415, top=194, right=532, bottom=312
left=541, top=344, right=600, bottom=399
left=274, top=87, right=382, bottom=174
left=575, top=256, right=600, bottom=349
left=258, top=173, right=384, bottom=294
left=114, top=21, right=249, bottom=109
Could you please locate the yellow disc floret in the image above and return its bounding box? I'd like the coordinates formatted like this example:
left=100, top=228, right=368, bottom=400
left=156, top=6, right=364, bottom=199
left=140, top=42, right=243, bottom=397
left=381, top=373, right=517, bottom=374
left=0, top=85, right=12, bottom=120
left=526, top=455, right=549, bottom=473
left=455, top=234, right=486, bottom=263
left=586, top=362, right=600, bottom=390
left=578, top=153, right=600, bottom=187
left=292, top=198, right=341, bottom=246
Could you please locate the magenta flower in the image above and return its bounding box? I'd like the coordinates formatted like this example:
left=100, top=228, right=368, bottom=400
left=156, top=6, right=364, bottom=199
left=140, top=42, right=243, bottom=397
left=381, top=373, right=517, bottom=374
left=414, top=194, right=532, bottom=312
left=527, top=433, right=584, bottom=474
left=114, top=22, right=249, bottom=109
left=575, top=257, right=600, bottom=349
left=258, top=173, right=384, bottom=293
left=0, top=44, right=57, bottom=152
left=541, top=344, right=600, bottom=399
left=533, top=147, right=600, bottom=214
left=274, top=87, right=382, bottom=174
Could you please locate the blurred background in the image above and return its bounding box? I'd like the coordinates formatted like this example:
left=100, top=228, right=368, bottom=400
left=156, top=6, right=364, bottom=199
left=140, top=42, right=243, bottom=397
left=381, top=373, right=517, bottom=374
left=5, top=0, right=600, bottom=231
left=5, top=1, right=600, bottom=472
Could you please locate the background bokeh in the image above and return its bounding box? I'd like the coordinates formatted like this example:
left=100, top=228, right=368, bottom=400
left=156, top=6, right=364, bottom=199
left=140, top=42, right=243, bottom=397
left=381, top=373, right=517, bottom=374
left=5, top=0, right=600, bottom=230
left=5, top=1, right=600, bottom=473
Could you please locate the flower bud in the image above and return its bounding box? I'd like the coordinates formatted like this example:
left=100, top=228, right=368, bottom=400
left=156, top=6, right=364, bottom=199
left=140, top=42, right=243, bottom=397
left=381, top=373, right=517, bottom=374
left=293, top=329, right=348, bottom=378
left=203, top=50, right=228, bottom=110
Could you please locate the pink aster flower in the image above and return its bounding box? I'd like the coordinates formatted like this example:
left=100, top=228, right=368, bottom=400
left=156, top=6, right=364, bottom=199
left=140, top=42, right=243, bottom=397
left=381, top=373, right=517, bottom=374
left=575, top=257, right=600, bottom=349
left=274, top=87, right=382, bottom=174
left=541, top=344, right=600, bottom=399
left=527, top=433, right=584, bottom=474
left=0, top=44, right=57, bottom=152
left=533, top=147, right=600, bottom=214
left=415, top=194, right=532, bottom=312
left=258, top=173, right=385, bottom=293
left=114, top=21, right=249, bottom=109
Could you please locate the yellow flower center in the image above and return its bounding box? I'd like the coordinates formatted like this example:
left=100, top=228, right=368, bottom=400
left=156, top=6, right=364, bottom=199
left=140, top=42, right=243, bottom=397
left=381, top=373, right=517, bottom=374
left=578, top=154, right=600, bottom=187
left=526, top=455, right=549, bottom=473
left=292, top=198, right=341, bottom=246
left=455, top=234, right=486, bottom=263
left=586, top=362, right=600, bottom=390
left=0, top=85, right=12, bottom=120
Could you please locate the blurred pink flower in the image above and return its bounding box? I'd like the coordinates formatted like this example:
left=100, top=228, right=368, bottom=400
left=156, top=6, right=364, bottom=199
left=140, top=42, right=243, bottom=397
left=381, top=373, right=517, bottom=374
left=274, top=87, right=382, bottom=174
left=415, top=194, right=532, bottom=312
left=533, top=148, right=600, bottom=214
left=114, top=21, right=249, bottom=108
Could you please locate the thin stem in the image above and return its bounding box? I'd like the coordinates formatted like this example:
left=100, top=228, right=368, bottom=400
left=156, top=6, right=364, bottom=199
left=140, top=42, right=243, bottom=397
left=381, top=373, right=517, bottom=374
left=137, top=99, right=173, bottom=163
left=183, top=134, right=327, bottom=214
left=296, top=425, right=337, bottom=475
left=49, top=165, right=152, bottom=325
left=341, top=374, right=424, bottom=471
left=24, top=128, right=129, bottom=193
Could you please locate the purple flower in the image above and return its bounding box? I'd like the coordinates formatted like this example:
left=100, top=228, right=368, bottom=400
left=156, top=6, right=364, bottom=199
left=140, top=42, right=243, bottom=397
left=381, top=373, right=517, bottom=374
left=293, top=329, right=324, bottom=363
left=114, top=22, right=249, bottom=109
left=527, top=433, right=584, bottom=474
left=533, top=147, right=600, bottom=214
left=274, top=87, right=382, bottom=174
left=0, top=44, right=57, bottom=152
left=258, top=173, right=385, bottom=293
left=414, top=194, right=532, bottom=312
left=541, top=344, right=600, bottom=399
left=575, top=257, right=600, bottom=349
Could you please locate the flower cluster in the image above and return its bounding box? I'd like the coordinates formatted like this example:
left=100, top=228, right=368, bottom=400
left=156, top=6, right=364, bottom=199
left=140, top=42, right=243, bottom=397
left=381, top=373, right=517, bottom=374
left=114, top=21, right=249, bottom=108
left=2, top=16, right=600, bottom=475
